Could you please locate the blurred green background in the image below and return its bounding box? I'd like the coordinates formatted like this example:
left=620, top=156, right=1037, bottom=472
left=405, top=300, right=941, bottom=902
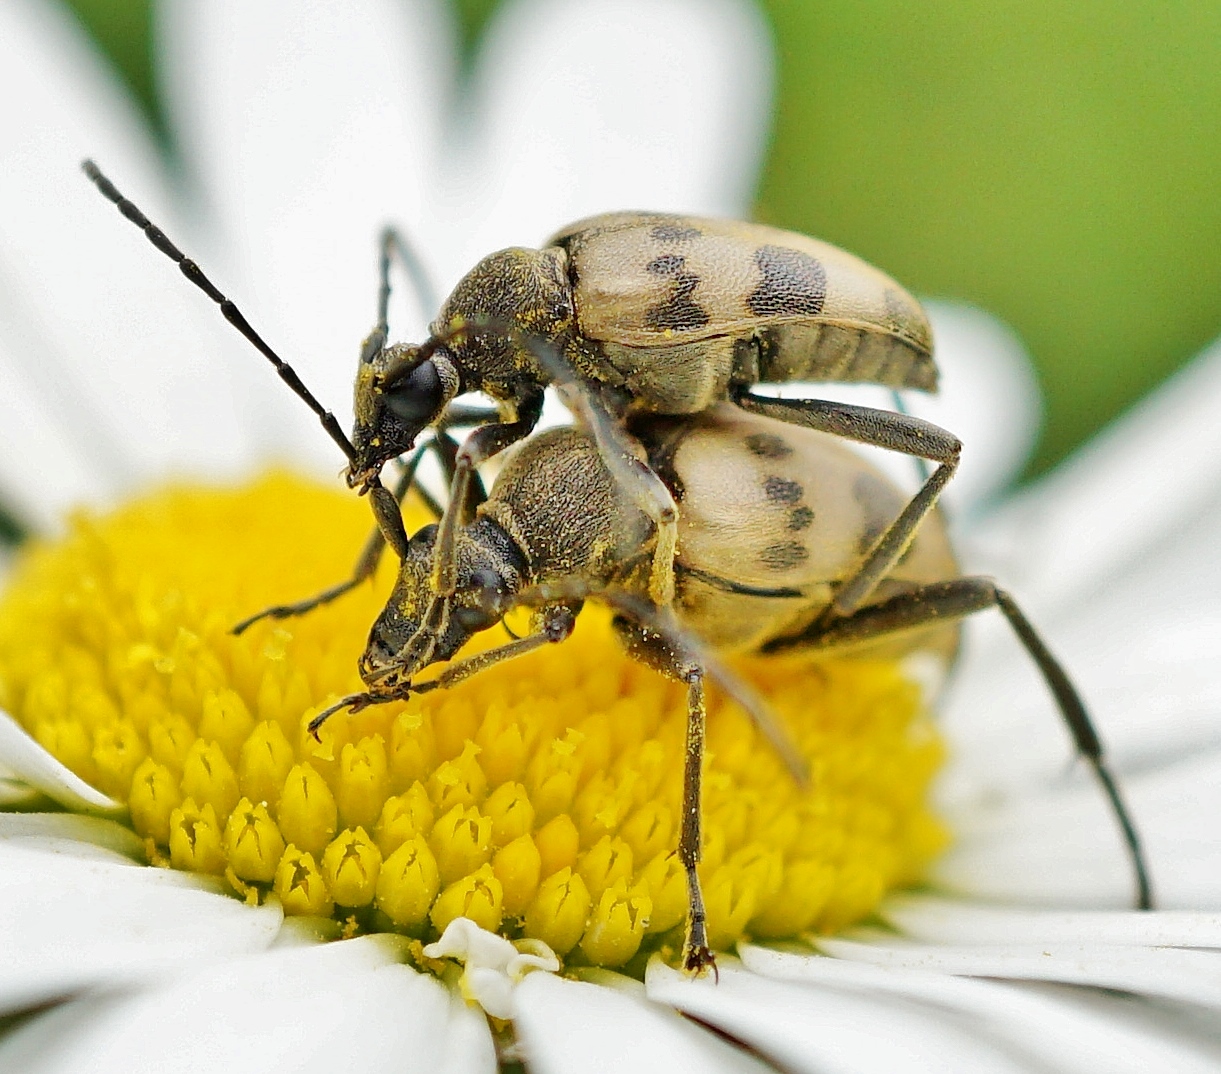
left=61, top=0, right=1221, bottom=477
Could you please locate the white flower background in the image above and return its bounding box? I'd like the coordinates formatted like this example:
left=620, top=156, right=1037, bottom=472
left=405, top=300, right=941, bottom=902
left=1, top=0, right=1221, bottom=1071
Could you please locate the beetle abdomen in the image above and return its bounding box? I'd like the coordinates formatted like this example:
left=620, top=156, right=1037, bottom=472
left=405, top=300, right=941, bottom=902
left=638, top=405, right=957, bottom=653
left=550, top=212, right=936, bottom=393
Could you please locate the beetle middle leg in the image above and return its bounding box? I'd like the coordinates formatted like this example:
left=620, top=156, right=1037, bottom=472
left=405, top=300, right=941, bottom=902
left=733, top=391, right=961, bottom=618
left=763, top=577, right=1154, bottom=911
left=611, top=613, right=715, bottom=974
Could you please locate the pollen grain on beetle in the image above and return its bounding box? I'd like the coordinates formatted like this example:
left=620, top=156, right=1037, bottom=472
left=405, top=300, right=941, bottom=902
left=0, top=473, right=947, bottom=970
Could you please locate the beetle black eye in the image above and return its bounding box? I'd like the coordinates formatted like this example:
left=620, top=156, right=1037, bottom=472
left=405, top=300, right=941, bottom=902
left=453, top=604, right=498, bottom=633
left=384, top=359, right=444, bottom=427
left=470, top=568, right=509, bottom=611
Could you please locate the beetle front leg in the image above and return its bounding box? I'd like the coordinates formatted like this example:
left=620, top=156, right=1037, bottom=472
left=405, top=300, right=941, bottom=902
left=733, top=391, right=961, bottom=618
left=411, top=604, right=577, bottom=694
left=430, top=388, right=545, bottom=596
left=232, top=447, right=428, bottom=635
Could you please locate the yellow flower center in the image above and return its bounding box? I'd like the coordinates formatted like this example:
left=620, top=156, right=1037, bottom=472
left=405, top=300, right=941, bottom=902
left=0, top=473, right=947, bottom=971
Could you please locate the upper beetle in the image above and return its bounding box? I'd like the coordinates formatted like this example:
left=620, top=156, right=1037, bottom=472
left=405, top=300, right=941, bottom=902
left=83, top=165, right=959, bottom=628
left=350, top=211, right=936, bottom=489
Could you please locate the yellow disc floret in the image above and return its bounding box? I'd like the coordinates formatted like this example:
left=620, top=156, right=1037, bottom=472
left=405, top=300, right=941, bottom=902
left=0, top=473, right=947, bottom=969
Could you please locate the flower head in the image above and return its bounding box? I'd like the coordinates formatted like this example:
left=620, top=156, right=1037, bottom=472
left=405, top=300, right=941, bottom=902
left=1, top=1, right=1220, bottom=1071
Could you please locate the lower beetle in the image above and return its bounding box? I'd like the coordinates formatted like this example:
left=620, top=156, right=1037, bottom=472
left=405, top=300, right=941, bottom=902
left=310, top=403, right=1152, bottom=973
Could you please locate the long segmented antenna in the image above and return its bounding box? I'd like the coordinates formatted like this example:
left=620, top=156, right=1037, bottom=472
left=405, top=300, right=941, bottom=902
left=81, top=159, right=356, bottom=463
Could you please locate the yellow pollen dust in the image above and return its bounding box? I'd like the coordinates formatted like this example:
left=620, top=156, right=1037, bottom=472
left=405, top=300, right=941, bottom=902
left=0, top=473, right=947, bottom=971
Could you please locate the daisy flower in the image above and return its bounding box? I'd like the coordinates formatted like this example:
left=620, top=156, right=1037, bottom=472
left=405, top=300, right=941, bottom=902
left=2, top=1, right=1220, bottom=1072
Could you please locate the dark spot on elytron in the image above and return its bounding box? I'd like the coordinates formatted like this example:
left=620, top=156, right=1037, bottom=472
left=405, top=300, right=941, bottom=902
left=788, top=505, right=815, bottom=531
left=644, top=254, right=709, bottom=332
left=747, top=245, right=827, bottom=318
left=760, top=541, right=809, bottom=571
left=646, top=254, right=685, bottom=277
left=744, top=433, right=792, bottom=460
left=763, top=476, right=803, bottom=505
left=650, top=222, right=702, bottom=243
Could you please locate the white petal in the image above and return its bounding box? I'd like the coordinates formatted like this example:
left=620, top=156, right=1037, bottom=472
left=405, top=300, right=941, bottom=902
left=440, top=991, right=499, bottom=1074
left=515, top=970, right=770, bottom=1074
left=817, top=933, right=1221, bottom=1009
left=0, top=0, right=252, bottom=525
left=937, top=748, right=1221, bottom=910
left=0, top=811, right=144, bottom=860
left=449, top=0, right=773, bottom=285
left=0, top=935, right=473, bottom=1074
left=881, top=894, right=1221, bottom=948
left=0, top=350, right=95, bottom=535
left=915, top=303, right=1041, bottom=515
left=938, top=586, right=1221, bottom=802
left=0, top=842, right=281, bottom=1013
left=422, top=917, right=559, bottom=1019
left=159, top=0, right=456, bottom=469
left=0, top=711, right=120, bottom=813
left=970, top=333, right=1221, bottom=616
left=0, top=776, right=40, bottom=808
left=647, top=958, right=1033, bottom=1074
left=741, top=945, right=1221, bottom=1074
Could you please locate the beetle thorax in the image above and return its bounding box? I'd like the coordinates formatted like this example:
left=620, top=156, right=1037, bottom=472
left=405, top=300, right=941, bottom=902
left=431, top=246, right=575, bottom=395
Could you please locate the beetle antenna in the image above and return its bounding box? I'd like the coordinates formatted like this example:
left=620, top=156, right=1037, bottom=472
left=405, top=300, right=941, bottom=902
left=81, top=159, right=356, bottom=464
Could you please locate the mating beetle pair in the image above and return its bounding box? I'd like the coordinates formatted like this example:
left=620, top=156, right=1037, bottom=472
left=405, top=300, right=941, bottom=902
left=84, top=162, right=1151, bottom=973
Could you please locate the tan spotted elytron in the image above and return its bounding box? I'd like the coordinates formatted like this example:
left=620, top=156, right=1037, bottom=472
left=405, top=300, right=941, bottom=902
left=306, top=403, right=1151, bottom=974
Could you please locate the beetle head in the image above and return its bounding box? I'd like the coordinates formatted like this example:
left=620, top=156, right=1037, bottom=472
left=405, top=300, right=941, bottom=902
left=349, top=342, right=460, bottom=490
left=358, top=523, right=520, bottom=693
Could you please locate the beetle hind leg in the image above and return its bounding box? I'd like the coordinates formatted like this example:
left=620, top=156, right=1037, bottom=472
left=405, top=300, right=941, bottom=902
left=732, top=390, right=961, bottom=619
left=764, top=576, right=1153, bottom=911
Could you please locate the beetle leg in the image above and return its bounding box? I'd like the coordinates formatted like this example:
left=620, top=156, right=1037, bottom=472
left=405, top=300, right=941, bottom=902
left=493, top=327, right=681, bottom=608
left=587, top=444, right=679, bottom=608
left=764, top=576, right=1153, bottom=912
left=547, top=380, right=679, bottom=606
left=889, top=388, right=932, bottom=483
left=609, top=614, right=714, bottom=975
left=430, top=388, right=545, bottom=596
left=439, top=402, right=503, bottom=429
left=732, top=391, right=961, bottom=618
left=374, top=225, right=439, bottom=336
left=431, top=426, right=487, bottom=516
left=515, top=580, right=808, bottom=785
left=357, top=224, right=440, bottom=376
left=411, top=604, right=578, bottom=694
left=231, top=445, right=431, bottom=635
left=395, top=391, right=544, bottom=676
